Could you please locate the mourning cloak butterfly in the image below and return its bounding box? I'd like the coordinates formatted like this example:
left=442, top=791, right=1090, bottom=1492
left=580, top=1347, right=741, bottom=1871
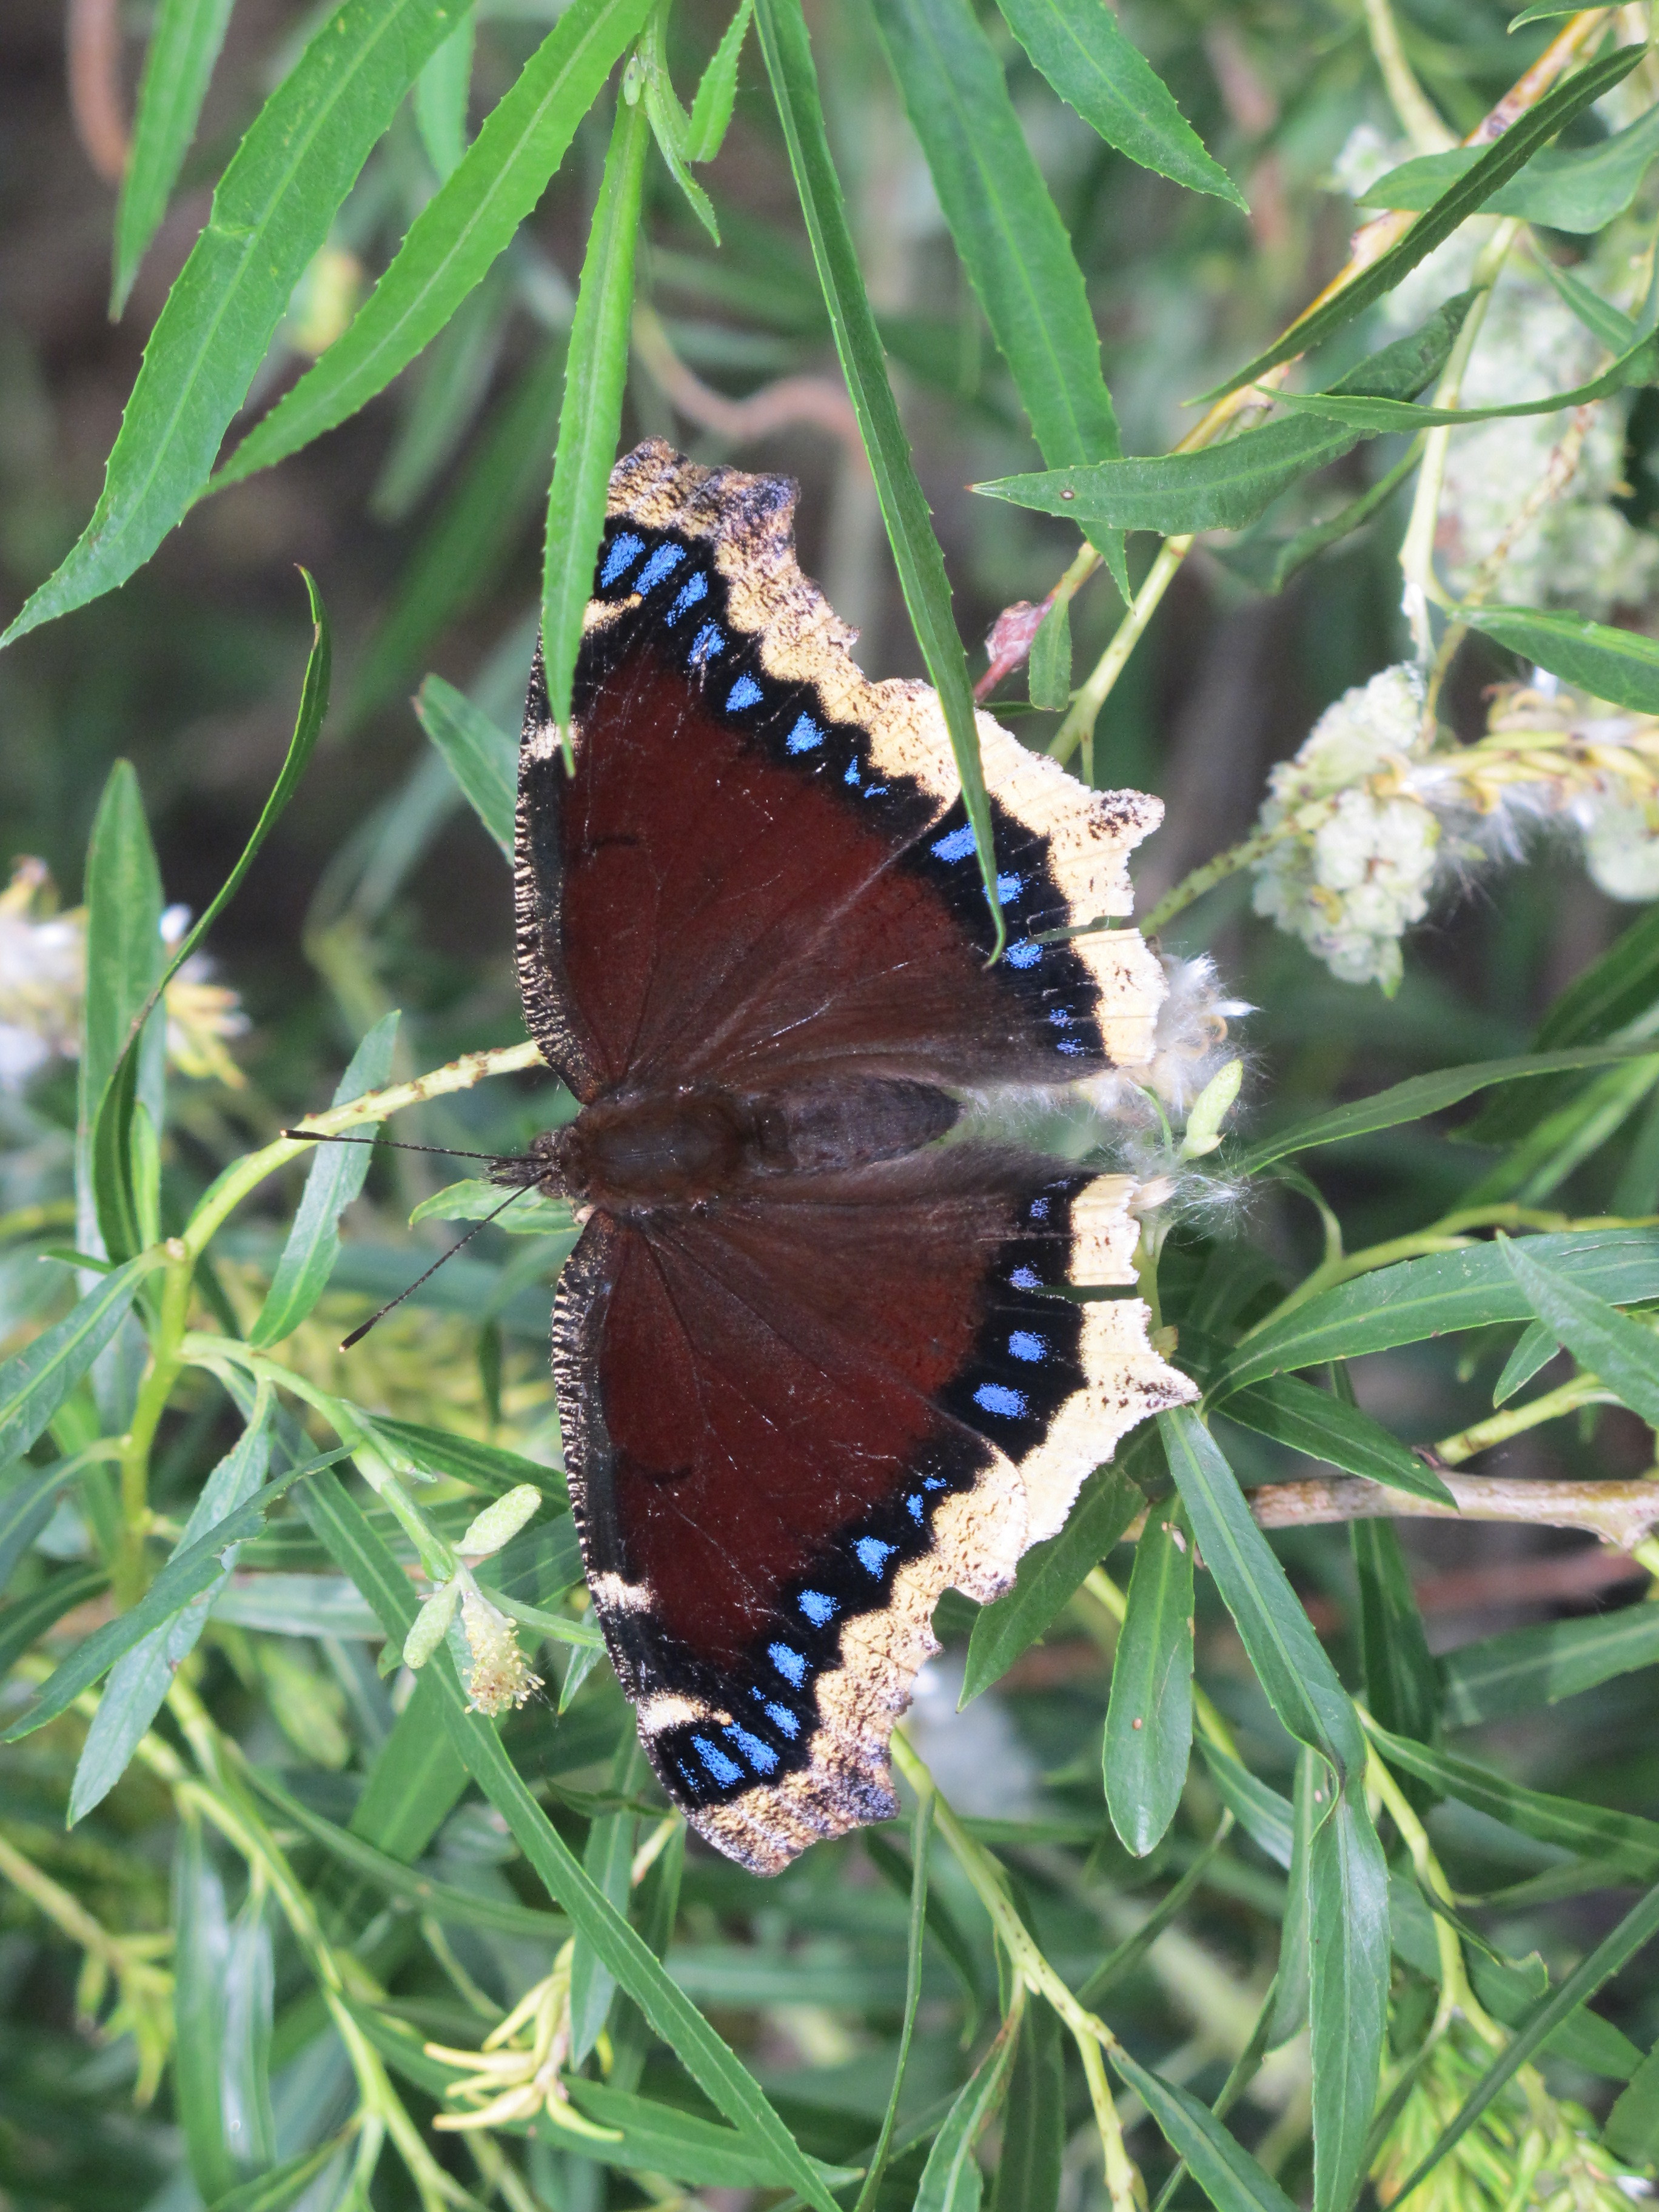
left=507, top=438, right=1195, bottom=1872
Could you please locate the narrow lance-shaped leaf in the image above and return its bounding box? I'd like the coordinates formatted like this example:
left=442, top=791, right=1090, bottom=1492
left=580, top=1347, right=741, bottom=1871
left=688, top=0, right=754, bottom=160
left=916, top=2002, right=1023, bottom=2212
left=0, top=1466, right=78, bottom=1596
left=414, top=13, right=476, bottom=181
left=1391, top=1875, right=1659, bottom=2205
left=216, top=0, right=652, bottom=490
left=1498, top=1233, right=1659, bottom=1429
left=755, top=0, right=1006, bottom=953
left=1439, top=1604, right=1659, bottom=1731
left=1202, top=42, right=1642, bottom=400
left=541, top=84, right=651, bottom=750
left=1269, top=1748, right=1316, bottom=2046
left=996, top=0, right=1244, bottom=207
left=1160, top=1404, right=1366, bottom=1782
left=1104, top=1500, right=1194, bottom=1857
left=1607, top=2042, right=1659, bottom=2167
left=974, top=291, right=1475, bottom=536
left=1235, top=1041, right=1659, bottom=1173
left=1216, top=1228, right=1659, bottom=1396
left=79, top=760, right=164, bottom=1264
left=2, top=1446, right=350, bottom=1742
left=0, top=1255, right=159, bottom=1467
left=250, top=1013, right=400, bottom=1346
left=1352, top=1519, right=1439, bottom=1754
left=112, top=0, right=238, bottom=315
left=1108, top=2040, right=1301, bottom=2212
left=298, top=1467, right=842, bottom=2212
left=415, top=675, right=517, bottom=856
left=2, top=0, right=462, bottom=649
left=872, top=0, right=1128, bottom=594
left=568, top=1730, right=648, bottom=2063
left=173, top=1815, right=235, bottom=2200
left=1224, top=1371, right=1453, bottom=1506
left=1361, top=100, right=1659, bottom=234
left=69, top=1412, right=273, bottom=1824
left=92, top=573, right=330, bottom=1262
left=1308, top=1785, right=1390, bottom=2212
left=1465, top=604, right=1659, bottom=719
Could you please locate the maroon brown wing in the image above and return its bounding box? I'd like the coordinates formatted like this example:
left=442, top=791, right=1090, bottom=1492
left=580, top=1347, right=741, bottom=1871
left=514, top=441, right=1165, bottom=1105
left=552, top=1151, right=1192, bottom=1874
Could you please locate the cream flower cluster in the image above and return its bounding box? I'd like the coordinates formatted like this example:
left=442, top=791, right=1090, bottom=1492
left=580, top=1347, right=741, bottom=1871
left=1252, top=667, right=1659, bottom=988
left=1252, top=665, right=1440, bottom=991
left=0, top=858, right=248, bottom=1093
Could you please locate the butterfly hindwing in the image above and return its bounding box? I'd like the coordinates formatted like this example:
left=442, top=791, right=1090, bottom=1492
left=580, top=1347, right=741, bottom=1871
left=554, top=1156, right=1195, bottom=1872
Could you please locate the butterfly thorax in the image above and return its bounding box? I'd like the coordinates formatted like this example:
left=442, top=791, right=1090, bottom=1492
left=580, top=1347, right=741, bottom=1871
left=507, top=1077, right=961, bottom=1218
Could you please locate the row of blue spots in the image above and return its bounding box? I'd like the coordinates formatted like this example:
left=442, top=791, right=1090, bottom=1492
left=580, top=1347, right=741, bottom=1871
left=854, top=1535, right=896, bottom=1577
left=931, top=824, right=977, bottom=864
left=1010, top=1264, right=1042, bottom=1291
left=907, top=1491, right=925, bottom=1524
left=769, top=1640, right=807, bottom=1686
left=752, top=1687, right=801, bottom=1738
left=691, top=1734, right=742, bottom=1786
left=975, top=1381, right=1028, bottom=1419
left=996, top=873, right=1023, bottom=904
left=726, top=673, right=763, bottom=712
left=665, top=571, right=708, bottom=625
left=799, top=1589, right=837, bottom=1627
left=635, top=543, right=685, bottom=594
left=688, top=623, right=723, bottom=668
left=786, top=712, right=825, bottom=755
left=1008, top=1330, right=1047, bottom=1363
left=600, top=532, right=645, bottom=588
left=1005, top=940, right=1043, bottom=969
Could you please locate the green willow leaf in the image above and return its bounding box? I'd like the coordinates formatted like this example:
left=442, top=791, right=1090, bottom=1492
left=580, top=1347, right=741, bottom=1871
left=206, top=2134, right=351, bottom=2212
left=1108, top=2042, right=1299, bottom=2212
left=1269, top=1750, right=1315, bottom=2046
left=687, top=0, right=753, bottom=160
left=1492, top=1317, right=1557, bottom=1404
left=215, top=0, right=652, bottom=489
left=2, top=1448, right=347, bottom=1741
left=1202, top=43, right=1642, bottom=401
left=1216, top=1229, right=1659, bottom=1397
left=1233, top=1042, right=1659, bottom=1173
left=414, top=675, right=517, bottom=854
left=569, top=1731, right=647, bottom=2063
left=1441, top=1604, right=1659, bottom=1728
left=990, top=1996, right=1064, bottom=2212
left=916, top=2009, right=1022, bottom=2212
left=112, top=0, right=237, bottom=314
left=70, top=1413, right=273, bottom=1823
left=1028, top=597, right=1071, bottom=709
left=960, top=1458, right=1142, bottom=1703
left=348, top=1673, right=471, bottom=1861
left=367, top=1416, right=570, bottom=1504
left=1224, top=1372, right=1453, bottom=1505
left=1161, top=1406, right=1365, bottom=1782
left=540, top=87, right=651, bottom=743
left=0, top=1255, right=159, bottom=1467
left=80, top=760, right=165, bottom=1263
left=1361, top=100, right=1659, bottom=234
left=1393, top=1877, right=1659, bottom=2204
left=856, top=1795, right=934, bottom=2212
left=0, top=1566, right=109, bottom=1681
left=1308, top=1788, right=1390, bottom=2212
left=1607, top=2043, right=1659, bottom=2165
left=1499, top=1233, right=1659, bottom=1427
left=1367, top=1723, right=1659, bottom=1877
left=173, top=1815, right=235, bottom=2200
left=414, top=13, right=475, bottom=181
left=0, top=1466, right=76, bottom=1595
left=1198, top=1742, right=1294, bottom=1868
left=2, top=0, right=461, bottom=648
left=93, top=574, right=330, bottom=1261
left=1466, top=603, right=1659, bottom=716
left=872, top=0, right=1128, bottom=594
left=1104, top=1501, right=1193, bottom=1856
left=1271, top=316, right=1657, bottom=431
left=250, top=1013, right=398, bottom=1346
left=755, top=0, right=1005, bottom=954
left=298, top=1467, right=840, bottom=2211
left=996, top=0, right=1244, bottom=206
left=1352, top=1520, right=1439, bottom=1752
left=974, top=292, right=1473, bottom=534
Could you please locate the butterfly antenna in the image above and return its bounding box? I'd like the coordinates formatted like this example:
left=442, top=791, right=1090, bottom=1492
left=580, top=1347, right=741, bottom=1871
left=338, top=1180, right=538, bottom=1352
left=284, top=1129, right=514, bottom=1164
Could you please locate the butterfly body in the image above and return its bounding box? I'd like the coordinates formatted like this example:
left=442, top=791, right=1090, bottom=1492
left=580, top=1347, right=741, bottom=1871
left=512, top=440, right=1196, bottom=1872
